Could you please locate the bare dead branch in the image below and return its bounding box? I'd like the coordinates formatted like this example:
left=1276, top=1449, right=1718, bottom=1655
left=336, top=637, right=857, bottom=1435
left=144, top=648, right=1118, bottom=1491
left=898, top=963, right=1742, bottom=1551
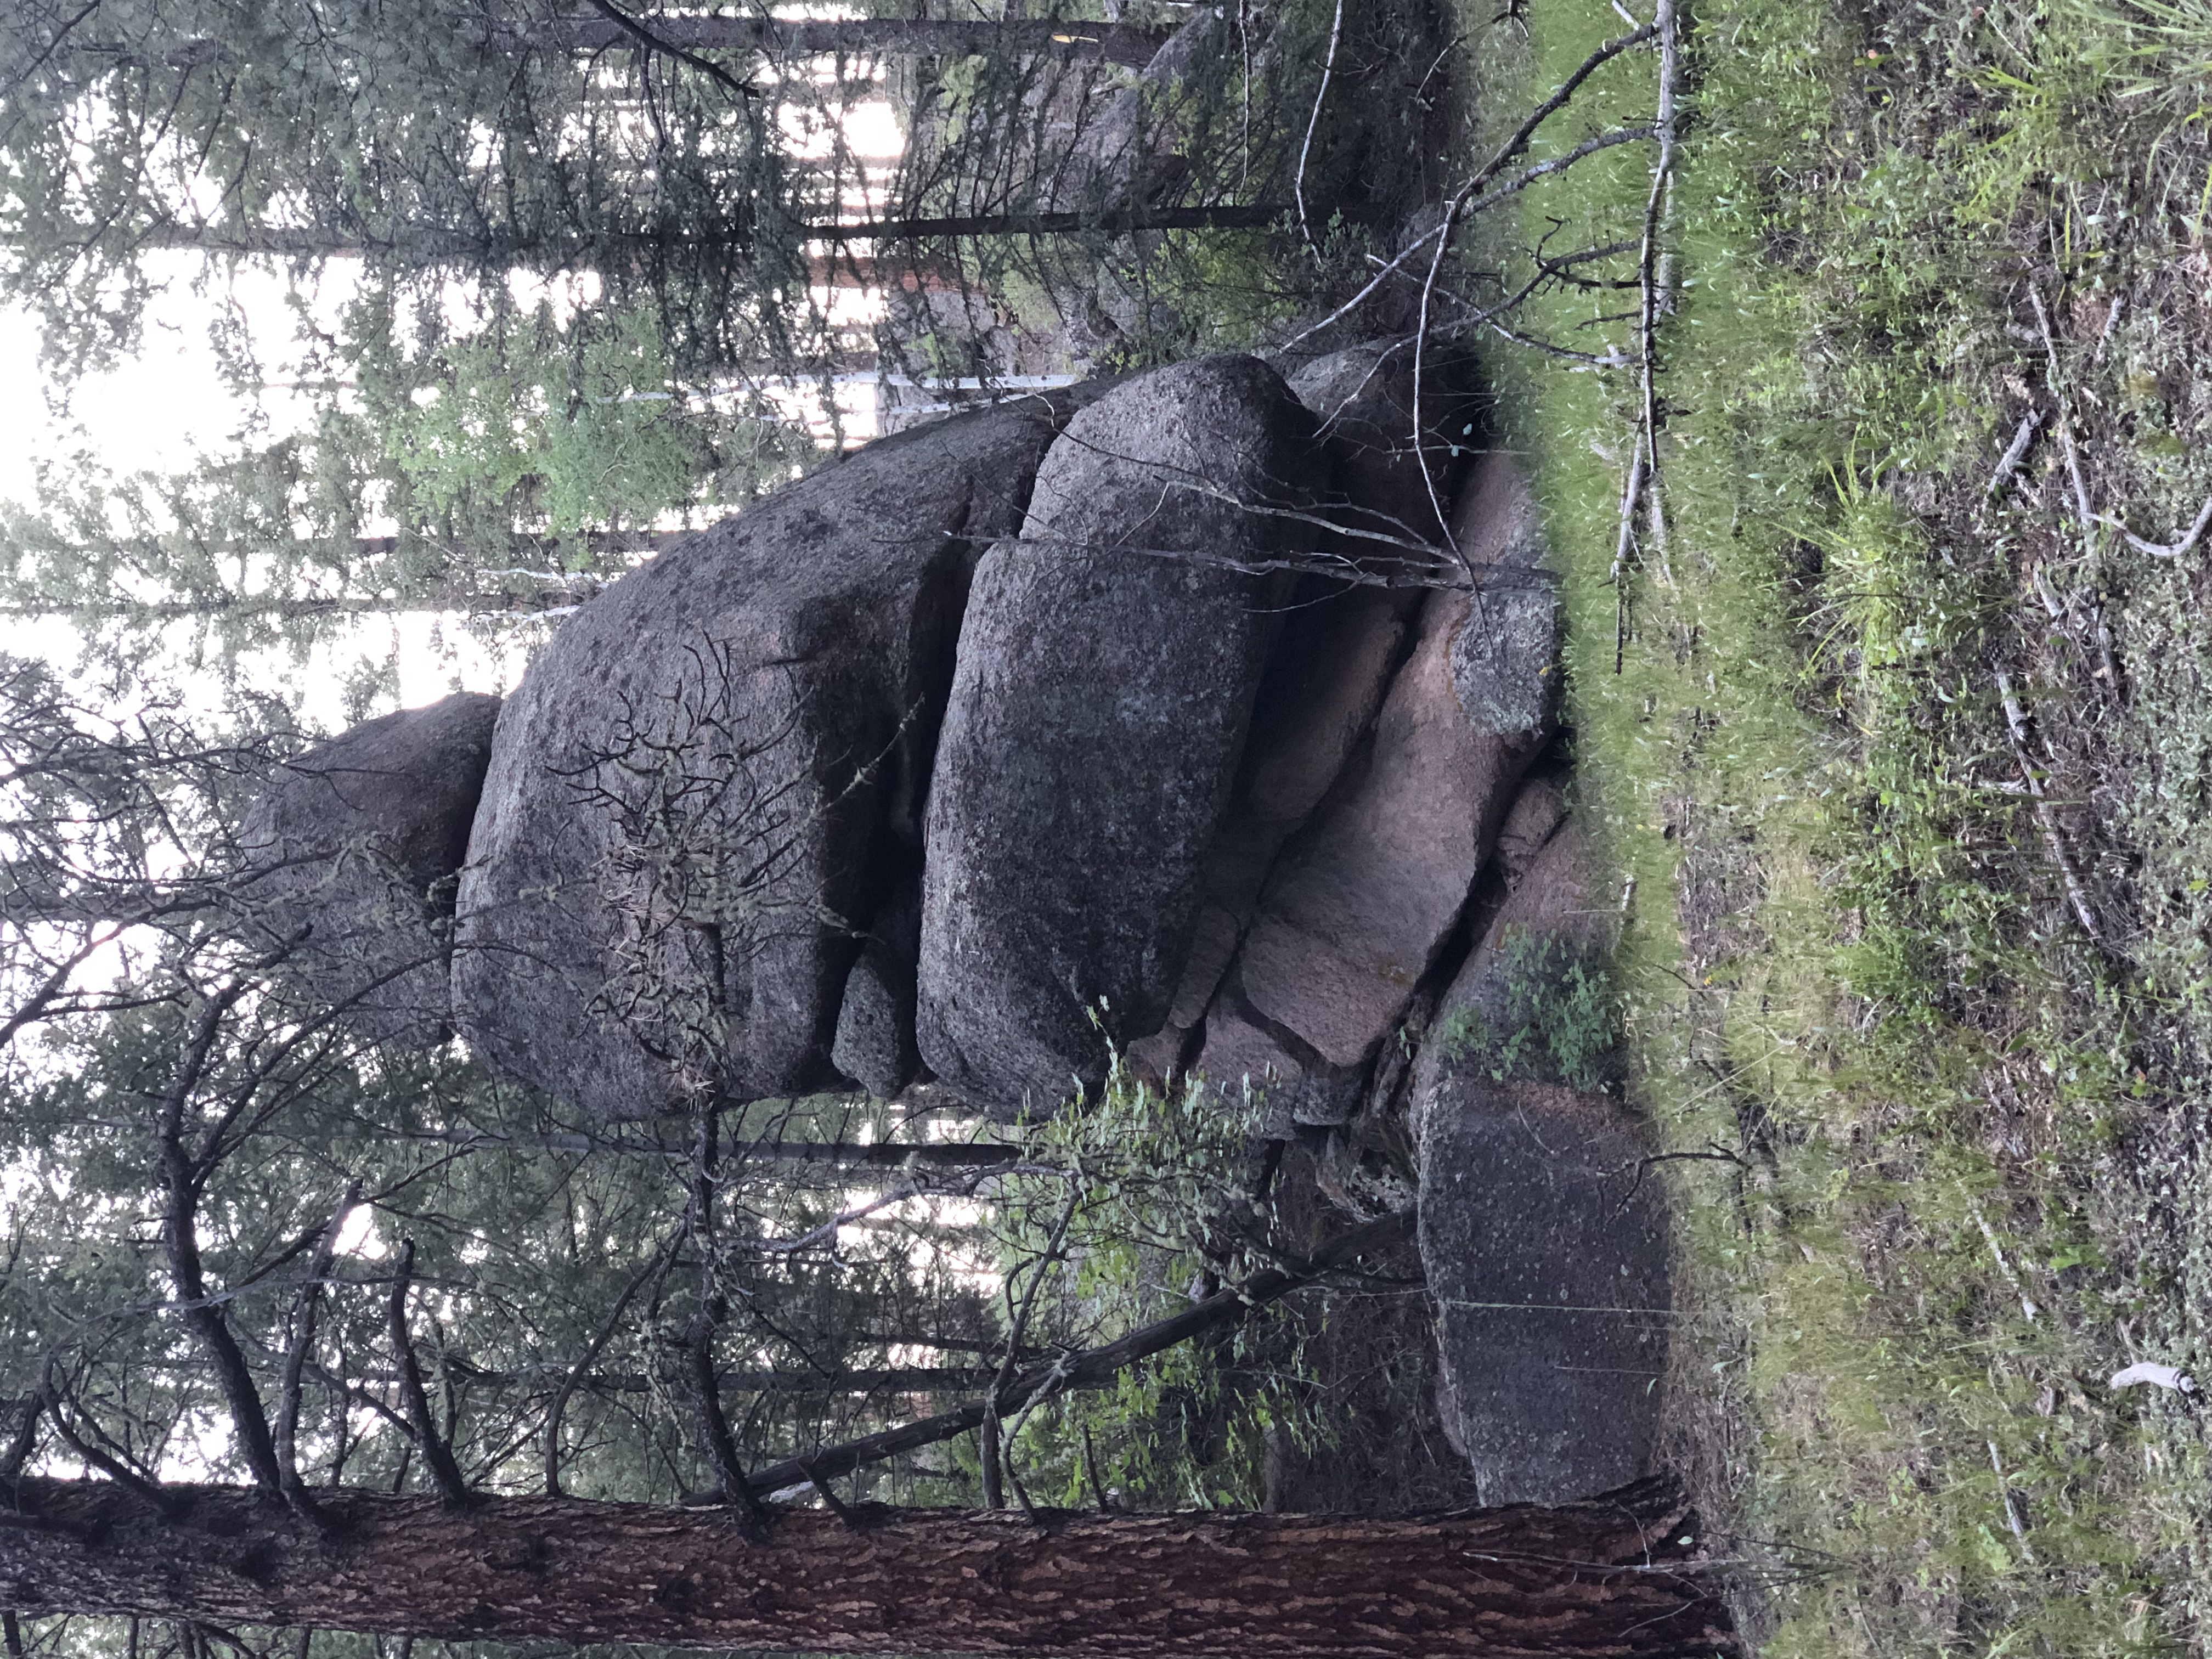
left=1982, top=411, right=2042, bottom=506
left=582, top=0, right=758, bottom=102
left=802, top=1463, right=863, bottom=1530
left=1994, top=671, right=2107, bottom=948
left=0, top=924, right=123, bottom=1051
left=980, top=1188, right=1079, bottom=1509
left=1611, top=0, right=1680, bottom=671
left=274, top=1184, right=360, bottom=1505
left=43, top=1389, right=171, bottom=1513
left=544, top=1232, right=679, bottom=1497
left=1294, top=0, right=1346, bottom=260
left=1283, top=120, right=1656, bottom=354
left=2094, top=490, right=2212, bottom=560
left=2028, top=287, right=2102, bottom=567
left=386, top=1242, right=474, bottom=1510
left=740, top=1207, right=1416, bottom=1499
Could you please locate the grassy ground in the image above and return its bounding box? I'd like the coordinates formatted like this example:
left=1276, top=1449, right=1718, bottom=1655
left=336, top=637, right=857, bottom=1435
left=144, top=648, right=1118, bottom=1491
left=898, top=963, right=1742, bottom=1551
left=1435, top=0, right=2212, bottom=1648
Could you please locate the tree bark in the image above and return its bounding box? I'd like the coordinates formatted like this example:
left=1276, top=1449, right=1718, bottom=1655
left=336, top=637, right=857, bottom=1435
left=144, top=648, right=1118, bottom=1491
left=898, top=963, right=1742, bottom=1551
left=0, top=591, right=598, bottom=623
left=0, top=1476, right=1735, bottom=1657
left=114, top=203, right=1285, bottom=261
left=810, top=205, right=1288, bottom=242
left=140, top=19, right=1167, bottom=70
left=361, top=1126, right=1028, bottom=1169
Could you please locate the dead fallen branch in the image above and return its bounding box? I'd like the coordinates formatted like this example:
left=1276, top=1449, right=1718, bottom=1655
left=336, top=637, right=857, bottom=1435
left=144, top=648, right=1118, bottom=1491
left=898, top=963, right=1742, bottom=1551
left=2094, top=491, right=2212, bottom=560
left=1612, top=0, right=1680, bottom=672
left=1993, top=670, right=2106, bottom=948
left=733, top=1207, right=1415, bottom=1500
left=1294, top=0, right=1346, bottom=260
left=1981, top=410, right=2041, bottom=507
left=2028, top=287, right=2101, bottom=567
left=1283, top=20, right=1658, bottom=353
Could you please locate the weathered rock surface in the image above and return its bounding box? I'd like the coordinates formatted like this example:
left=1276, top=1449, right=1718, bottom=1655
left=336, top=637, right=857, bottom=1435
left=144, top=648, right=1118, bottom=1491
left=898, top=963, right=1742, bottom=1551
left=1052, top=10, right=1219, bottom=216
left=831, top=877, right=923, bottom=1101
left=1129, top=341, right=1470, bottom=1088
left=1193, top=449, right=1558, bottom=1102
left=453, top=394, right=1087, bottom=1121
left=1415, top=809, right=1667, bottom=1504
left=1286, top=338, right=1475, bottom=548
left=918, top=354, right=1319, bottom=1115
left=238, top=693, right=500, bottom=1046
left=1492, top=774, right=1570, bottom=888
left=1127, top=582, right=1419, bottom=1085
left=1449, top=449, right=1560, bottom=740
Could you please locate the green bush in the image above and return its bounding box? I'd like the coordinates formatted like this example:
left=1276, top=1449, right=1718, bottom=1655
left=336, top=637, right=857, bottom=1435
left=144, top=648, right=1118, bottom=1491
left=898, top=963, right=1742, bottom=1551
left=1437, top=927, right=1621, bottom=1092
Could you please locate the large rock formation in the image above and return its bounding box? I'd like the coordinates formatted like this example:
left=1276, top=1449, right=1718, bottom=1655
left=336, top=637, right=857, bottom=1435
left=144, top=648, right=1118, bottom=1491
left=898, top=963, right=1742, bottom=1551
left=1125, top=339, right=1474, bottom=1087
left=237, top=693, right=500, bottom=1045
left=917, top=354, right=1321, bottom=1115
left=236, top=340, right=1673, bottom=1515
left=252, top=348, right=1557, bottom=1148
left=1414, top=801, right=1667, bottom=1504
left=1124, top=582, right=1419, bottom=1084
left=1186, top=449, right=1558, bottom=1120
left=452, top=392, right=1092, bottom=1121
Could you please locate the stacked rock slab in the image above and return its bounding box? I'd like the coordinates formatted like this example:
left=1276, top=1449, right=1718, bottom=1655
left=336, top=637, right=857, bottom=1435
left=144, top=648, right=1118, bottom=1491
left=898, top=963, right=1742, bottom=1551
left=1190, top=446, right=1558, bottom=1122
left=237, top=692, right=500, bottom=1047
left=452, top=394, right=1088, bottom=1121
left=1413, top=794, right=1669, bottom=1504
left=917, top=354, right=1319, bottom=1116
left=1126, top=339, right=1471, bottom=1085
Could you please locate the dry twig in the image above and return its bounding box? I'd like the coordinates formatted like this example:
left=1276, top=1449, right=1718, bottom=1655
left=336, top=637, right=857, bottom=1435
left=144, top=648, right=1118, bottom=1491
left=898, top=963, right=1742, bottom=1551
left=1993, top=670, right=2106, bottom=947
left=2028, top=286, right=2101, bottom=565
left=1980, top=411, right=2041, bottom=508
left=1612, top=0, right=1679, bottom=670
left=1286, top=19, right=1658, bottom=355
left=2094, top=490, right=2212, bottom=560
left=979, top=1188, right=1078, bottom=1509
left=1295, top=0, right=1345, bottom=260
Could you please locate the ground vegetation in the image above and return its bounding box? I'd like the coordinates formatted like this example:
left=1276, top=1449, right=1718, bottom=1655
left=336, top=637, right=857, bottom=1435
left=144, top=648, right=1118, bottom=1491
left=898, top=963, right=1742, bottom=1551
left=1402, top=0, right=2212, bottom=1646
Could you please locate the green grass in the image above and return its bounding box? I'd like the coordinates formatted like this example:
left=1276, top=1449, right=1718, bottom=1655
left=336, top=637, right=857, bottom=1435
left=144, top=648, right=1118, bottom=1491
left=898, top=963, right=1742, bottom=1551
left=1441, top=0, right=2212, bottom=1647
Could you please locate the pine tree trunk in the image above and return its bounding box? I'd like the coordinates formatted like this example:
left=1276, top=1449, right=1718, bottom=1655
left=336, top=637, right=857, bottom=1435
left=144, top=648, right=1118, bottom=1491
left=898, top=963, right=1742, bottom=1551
left=518, top=18, right=1171, bottom=67
left=0, top=1476, right=1735, bottom=1658
left=123, top=204, right=1284, bottom=261
left=813, top=205, right=1287, bottom=241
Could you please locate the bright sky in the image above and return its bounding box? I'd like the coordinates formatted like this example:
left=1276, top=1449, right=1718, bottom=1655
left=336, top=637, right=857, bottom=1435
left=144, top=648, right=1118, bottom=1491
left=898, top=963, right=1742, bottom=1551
left=0, top=72, right=911, bottom=735
left=0, top=262, right=568, bottom=725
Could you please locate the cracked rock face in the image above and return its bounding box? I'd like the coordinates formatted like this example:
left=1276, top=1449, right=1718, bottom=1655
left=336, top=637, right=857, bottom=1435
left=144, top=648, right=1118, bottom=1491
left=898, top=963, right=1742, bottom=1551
left=1286, top=336, right=1477, bottom=548
left=450, top=393, right=1086, bottom=1121
left=1178, top=449, right=1559, bottom=1126
left=1447, top=449, right=1560, bottom=741
left=917, top=354, right=1322, bottom=1116
left=238, top=692, right=500, bottom=1047
left=831, top=874, right=923, bottom=1102
left=1128, top=342, right=1480, bottom=1104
